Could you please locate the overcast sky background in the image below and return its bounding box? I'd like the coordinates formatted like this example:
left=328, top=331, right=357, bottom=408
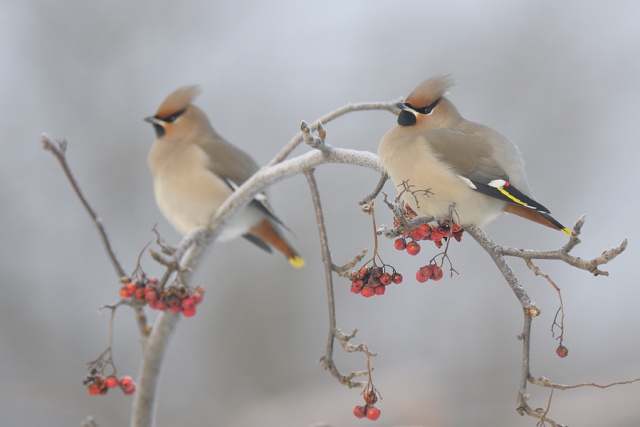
left=2, top=1, right=640, bottom=426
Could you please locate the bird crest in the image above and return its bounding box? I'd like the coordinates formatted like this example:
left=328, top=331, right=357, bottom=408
left=405, top=74, right=455, bottom=108
left=155, top=85, right=202, bottom=120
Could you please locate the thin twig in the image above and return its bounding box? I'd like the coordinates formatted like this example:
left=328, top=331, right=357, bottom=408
left=269, top=100, right=400, bottom=165
left=41, top=134, right=127, bottom=279
left=500, top=217, right=627, bottom=276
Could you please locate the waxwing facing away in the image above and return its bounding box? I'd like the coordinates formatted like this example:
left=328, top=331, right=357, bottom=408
left=378, top=75, right=569, bottom=234
left=146, top=86, right=305, bottom=268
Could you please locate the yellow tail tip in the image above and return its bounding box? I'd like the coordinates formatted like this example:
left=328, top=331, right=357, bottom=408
left=561, top=227, right=571, bottom=235
left=288, top=256, right=305, bottom=269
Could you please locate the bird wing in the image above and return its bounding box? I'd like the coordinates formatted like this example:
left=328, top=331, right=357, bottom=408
left=424, top=128, right=551, bottom=213
left=200, top=135, right=290, bottom=228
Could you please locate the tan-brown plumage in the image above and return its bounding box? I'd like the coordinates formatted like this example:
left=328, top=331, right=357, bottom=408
left=378, top=75, right=568, bottom=234
left=146, top=86, right=305, bottom=268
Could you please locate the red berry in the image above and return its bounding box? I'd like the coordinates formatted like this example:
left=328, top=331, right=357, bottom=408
left=394, top=238, right=407, bottom=250
left=431, top=265, right=443, bottom=281
left=379, top=273, right=392, bottom=286
left=123, top=384, right=136, bottom=395
left=119, top=375, right=133, bottom=387
left=145, top=290, right=158, bottom=304
left=119, top=376, right=136, bottom=395
left=181, top=296, right=196, bottom=311
left=366, top=406, right=381, bottom=420
left=392, top=273, right=403, bottom=284
left=182, top=307, right=197, bottom=317
left=361, top=286, right=375, bottom=298
left=87, top=384, right=101, bottom=395
left=353, top=405, right=366, bottom=419
left=374, top=285, right=386, bottom=295
left=192, top=291, right=203, bottom=305
left=409, top=227, right=427, bottom=241
left=134, top=288, right=145, bottom=300
left=405, top=241, right=421, bottom=256
left=119, top=287, right=130, bottom=298
left=430, top=230, right=444, bottom=241
left=124, top=282, right=137, bottom=296
left=104, top=376, right=118, bottom=389
left=556, top=345, right=569, bottom=358
left=351, top=279, right=364, bottom=293
left=416, top=265, right=433, bottom=283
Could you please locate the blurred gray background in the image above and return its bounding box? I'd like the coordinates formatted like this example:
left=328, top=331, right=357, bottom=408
left=2, top=1, right=639, bottom=426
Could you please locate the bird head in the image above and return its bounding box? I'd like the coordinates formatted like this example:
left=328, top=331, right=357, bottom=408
left=144, top=85, right=212, bottom=140
left=396, top=74, right=460, bottom=128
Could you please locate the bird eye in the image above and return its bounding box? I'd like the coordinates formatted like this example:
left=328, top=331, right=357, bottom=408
left=415, top=98, right=441, bottom=115
left=163, top=109, right=186, bottom=123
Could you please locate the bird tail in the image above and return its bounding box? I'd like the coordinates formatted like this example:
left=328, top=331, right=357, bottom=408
left=248, top=219, right=305, bottom=268
left=504, top=204, right=570, bottom=235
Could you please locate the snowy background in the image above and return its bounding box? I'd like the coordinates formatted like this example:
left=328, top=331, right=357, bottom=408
left=2, top=1, right=639, bottom=426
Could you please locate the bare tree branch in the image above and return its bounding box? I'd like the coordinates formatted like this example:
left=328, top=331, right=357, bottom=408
left=41, top=134, right=127, bottom=279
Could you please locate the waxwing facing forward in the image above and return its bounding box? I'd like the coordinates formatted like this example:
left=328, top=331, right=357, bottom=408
left=146, top=86, right=305, bottom=268
left=378, top=75, right=569, bottom=234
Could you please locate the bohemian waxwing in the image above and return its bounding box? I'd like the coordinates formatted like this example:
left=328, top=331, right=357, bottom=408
left=378, top=75, right=569, bottom=234
left=146, top=85, right=305, bottom=268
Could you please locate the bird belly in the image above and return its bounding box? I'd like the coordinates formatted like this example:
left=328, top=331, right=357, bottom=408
left=381, top=141, right=505, bottom=226
left=153, top=166, right=261, bottom=238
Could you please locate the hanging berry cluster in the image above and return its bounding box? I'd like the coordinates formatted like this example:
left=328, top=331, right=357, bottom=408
left=85, top=374, right=136, bottom=396
left=84, top=346, right=136, bottom=396
left=391, top=203, right=463, bottom=284
left=349, top=265, right=403, bottom=297
left=352, top=345, right=382, bottom=421
left=119, top=277, right=205, bottom=318
left=393, top=204, right=463, bottom=253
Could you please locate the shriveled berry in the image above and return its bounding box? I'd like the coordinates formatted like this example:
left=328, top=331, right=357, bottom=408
left=366, top=406, right=381, bottom=420
left=87, top=384, right=101, bottom=395
left=358, top=267, right=369, bottom=279
left=394, top=238, right=407, bottom=250
left=431, top=265, right=443, bottom=281
left=406, top=241, right=421, bottom=256
left=361, top=286, right=375, bottom=298
left=556, top=345, right=569, bottom=358
left=364, top=390, right=378, bottom=405
left=391, top=273, right=403, bottom=284
left=367, top=276, right=381, bottom=288
left=379, top=273, right=392, bottom=286
left=416, top=265, right=433, bottom=283
left=353, top=405, right=366, bottom=418
left=371, top=267, right=383, bottom=278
